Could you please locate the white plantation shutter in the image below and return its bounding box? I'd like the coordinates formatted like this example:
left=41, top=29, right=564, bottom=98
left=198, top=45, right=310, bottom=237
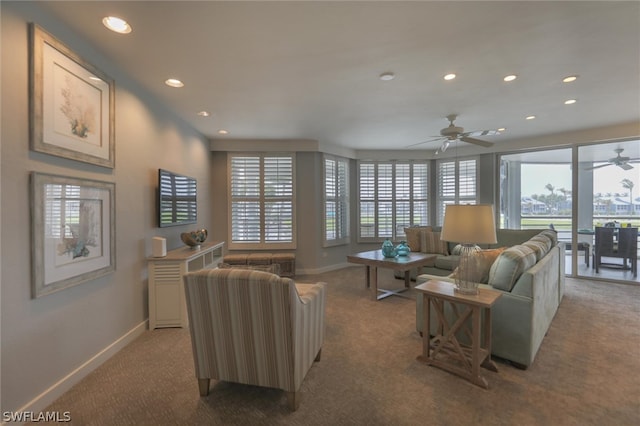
left=412, top=163, right=429, bottom=226
left=459, top=159, right=477, bottom=198
left=378, top=163, right=393, bottom=237
left=437, top=157, right=478, bottom=225
left=264, top=157, right=293, bottom=242
left=229, top=154, right=295, bottom=249
left=323, top=155, right=349, bottom=245
left=357, top=160, right=429, bottom=241
left=359, top=163, right=376, bottom=238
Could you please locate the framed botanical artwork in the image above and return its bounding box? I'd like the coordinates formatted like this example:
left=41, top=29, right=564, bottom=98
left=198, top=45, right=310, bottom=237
left=31, top=172, right=116, bottom=298
left=30, top=23, right=115, bottom=168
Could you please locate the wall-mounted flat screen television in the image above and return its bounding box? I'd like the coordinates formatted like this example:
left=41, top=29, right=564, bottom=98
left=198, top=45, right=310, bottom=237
left=158, top=169, right=197, bottom=227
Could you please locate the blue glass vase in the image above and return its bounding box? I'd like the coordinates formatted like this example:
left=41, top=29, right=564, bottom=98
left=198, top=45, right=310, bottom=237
left=395, top=240, right=410, bottom=256
left=381, top=239, right=397, bottom=258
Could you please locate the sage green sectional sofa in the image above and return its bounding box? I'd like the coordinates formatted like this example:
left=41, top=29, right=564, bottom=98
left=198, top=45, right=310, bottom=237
left=415, top=228, right=565, bottom=369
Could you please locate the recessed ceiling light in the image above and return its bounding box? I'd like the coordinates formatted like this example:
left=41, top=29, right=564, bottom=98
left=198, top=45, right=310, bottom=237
left=526, top=115, right=536, bottom=120
left=503, top=75, right=517, bottom=82
left=497, top=127, right=506, bottom=132
left=564, top=99, right=577, bottom=105
left=165, top=78, right=184, bottom=88
left=218, top=130, right=229, bottom=135
left=379, top=72, right=395, bottom=81
left=444, top=73, right=456, bottom=81
left=562, top=75, right=578, bottom=83
left=89, top=76, right=102, bottom=82
left=197, top=111, right=210, bottom=117
left=102, top=16, right=132, bottom=34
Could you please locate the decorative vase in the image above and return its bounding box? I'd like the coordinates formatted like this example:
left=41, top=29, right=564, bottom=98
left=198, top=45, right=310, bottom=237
left=181, top=228, right=208, bottom=249
left=381, top=239, right=397, bottom=258
left=395, top=240, right=410, bottom=256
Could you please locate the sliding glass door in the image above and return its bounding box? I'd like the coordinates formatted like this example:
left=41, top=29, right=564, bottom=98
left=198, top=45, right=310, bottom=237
left=577, top=141, right=639, bottom=283
left=499, top=140, right=639, bottom=284
left=499, top=148, right=574, bottom=273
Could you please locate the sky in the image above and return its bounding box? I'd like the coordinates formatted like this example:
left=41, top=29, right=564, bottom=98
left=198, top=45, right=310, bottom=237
left=521, top=163, right=640, bottom=199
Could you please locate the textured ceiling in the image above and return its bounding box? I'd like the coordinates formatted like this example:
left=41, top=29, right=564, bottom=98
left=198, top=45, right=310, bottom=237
left=38, top=1, right=640, bottom=152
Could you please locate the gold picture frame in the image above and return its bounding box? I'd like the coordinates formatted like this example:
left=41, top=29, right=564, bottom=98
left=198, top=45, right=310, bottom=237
left=31, top=172, right=116, bottom=298
left=30, top=23, right=115, bottom=168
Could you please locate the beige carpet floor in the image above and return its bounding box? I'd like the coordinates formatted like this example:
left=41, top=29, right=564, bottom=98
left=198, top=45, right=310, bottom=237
left=38, top=267, right=640, bottom=425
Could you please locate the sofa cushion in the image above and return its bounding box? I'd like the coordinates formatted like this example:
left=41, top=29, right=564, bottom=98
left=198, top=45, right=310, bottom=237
left=451, top=247, right=507, bottom=284
left=488, top=245, right=537, bottom=292
left=492, top=228, right=545, bottom=248
left=421, top=231, right=449, bottom=255
left=404, top=226, right=432, bottom=252
left=523, top=235, right=552, bottom=261
left=434, top=254, right=460, bottom=271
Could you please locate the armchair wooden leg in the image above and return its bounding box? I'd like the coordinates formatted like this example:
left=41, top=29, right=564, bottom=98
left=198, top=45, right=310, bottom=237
left=198, top=378, right=210, bottom=396
left=287, top=391, right=300, bottom=411
left=314, top=348, right=322, bottom=362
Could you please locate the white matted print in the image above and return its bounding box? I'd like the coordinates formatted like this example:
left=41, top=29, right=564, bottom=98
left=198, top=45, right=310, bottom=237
left=32, top=173, right=115, bottom=298
left=30, top=23, right=115, bottom=168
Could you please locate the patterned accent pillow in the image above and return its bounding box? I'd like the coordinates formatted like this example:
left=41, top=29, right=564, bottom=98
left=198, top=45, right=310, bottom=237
left=404, top=226, right=432, bottom=252
left=218, top=262, right=281, bottom=275
left=488, top=245, right=537, bottom=292
left=451, top=247, right=507, bottom=284
left=538, top=229, right=558, bottom=246
left=523, top=235, right=552, bottom=261
left=420, top=231, right=449, bottom=255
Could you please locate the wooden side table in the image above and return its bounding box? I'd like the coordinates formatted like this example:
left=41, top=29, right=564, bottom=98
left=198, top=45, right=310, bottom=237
left=415, top=280, right=502, bottom=388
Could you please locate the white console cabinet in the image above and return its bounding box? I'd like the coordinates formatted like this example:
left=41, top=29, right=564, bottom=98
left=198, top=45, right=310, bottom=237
left=147, top=241, right=224, bottom=329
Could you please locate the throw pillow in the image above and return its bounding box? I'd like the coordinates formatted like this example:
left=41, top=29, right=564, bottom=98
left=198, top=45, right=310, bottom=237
left=539, top=229, right=558, bottom=246
left=450, top=247, right=507, bottom=284
left=523, top=235, right=552, bottom=261
left=488, top=245, right=537, bottom=292
left=421, top=231, right=449, bottom=255
left=218, top=262, right=281, bottom=275
left=404, top=226, right=432, bottom=252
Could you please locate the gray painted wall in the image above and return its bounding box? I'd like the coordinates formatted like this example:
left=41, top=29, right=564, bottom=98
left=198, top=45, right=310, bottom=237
left=1, top=3, right=212, bottom=412
left=2, top=0, right=638, bottom=415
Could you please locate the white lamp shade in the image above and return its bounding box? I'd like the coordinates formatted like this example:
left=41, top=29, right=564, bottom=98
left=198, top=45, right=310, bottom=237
left=440, top=204, right=497, bottom=244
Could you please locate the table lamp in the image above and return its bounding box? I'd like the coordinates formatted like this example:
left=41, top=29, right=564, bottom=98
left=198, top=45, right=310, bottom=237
left=440, top=204, right=497, bottom=294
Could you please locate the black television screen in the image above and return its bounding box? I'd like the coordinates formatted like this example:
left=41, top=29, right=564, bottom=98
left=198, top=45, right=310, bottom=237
left=158, top=169, right=197, bottom=227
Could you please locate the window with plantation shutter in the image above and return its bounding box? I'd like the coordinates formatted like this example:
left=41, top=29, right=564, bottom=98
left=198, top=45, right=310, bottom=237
left=229, top=154, right=295, bottom=250
left=437, top=157, right=478, bottom=225
left=323, top=155, right=350, bottom=246
left=357, top=160, right=429, bottom=242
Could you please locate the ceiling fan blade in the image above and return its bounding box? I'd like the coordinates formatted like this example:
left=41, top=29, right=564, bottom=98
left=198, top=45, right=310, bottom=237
left=460, top=136, right=494, bottom=148
left=464, top=129, right=501, bottom=137
left=618, top=163, right=634, bottom=171
left=584, top=163, right=613, bottom=170
left=404, top=137, right=446, bottom=149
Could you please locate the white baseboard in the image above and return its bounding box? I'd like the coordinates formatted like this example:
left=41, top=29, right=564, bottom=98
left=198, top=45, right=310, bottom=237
left=9, top=320, right=148, bottom=423
left=297, top=262, right=352, bottom=275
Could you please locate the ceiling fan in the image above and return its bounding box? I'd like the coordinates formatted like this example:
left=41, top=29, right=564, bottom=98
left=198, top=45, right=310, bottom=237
left=406, top=114, right=500, bottom=153
left=584, top=148, right=640, bottom=171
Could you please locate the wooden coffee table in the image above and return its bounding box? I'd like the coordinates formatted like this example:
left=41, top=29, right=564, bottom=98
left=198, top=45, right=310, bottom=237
left=415, top=280, right=502, bottom=389
left=347, top=250, right=437, bottom=300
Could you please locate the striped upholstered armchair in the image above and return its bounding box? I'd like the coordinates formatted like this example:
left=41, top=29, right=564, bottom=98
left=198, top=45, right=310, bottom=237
left=183, top=268, right=326, bottom=411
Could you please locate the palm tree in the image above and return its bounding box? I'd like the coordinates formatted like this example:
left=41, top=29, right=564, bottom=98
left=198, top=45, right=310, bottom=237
left=545, top=183, right=555, bottom=195
left=621, top=179, right=635, bottom=215
left=545, top=183, right=556, bottom=212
